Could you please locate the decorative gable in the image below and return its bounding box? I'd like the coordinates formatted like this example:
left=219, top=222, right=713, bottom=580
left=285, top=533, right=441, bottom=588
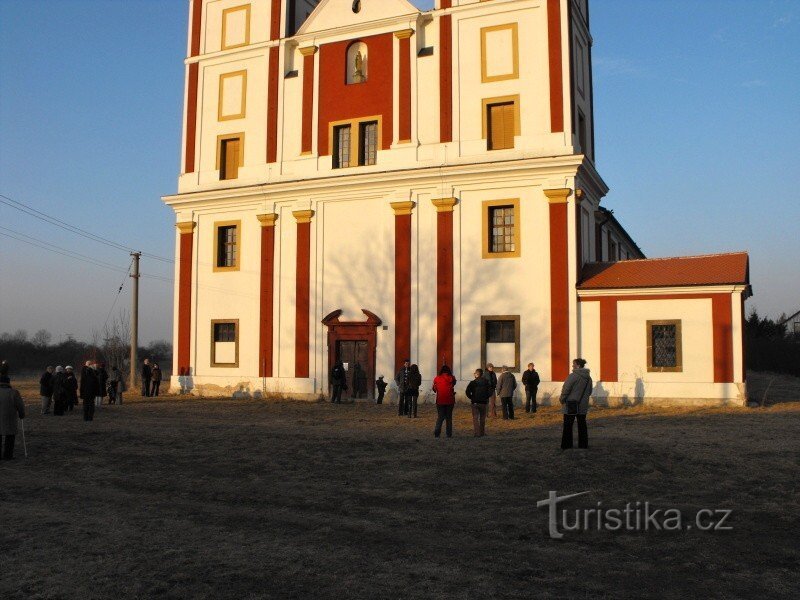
left=296, top=0, right=419, bottom=35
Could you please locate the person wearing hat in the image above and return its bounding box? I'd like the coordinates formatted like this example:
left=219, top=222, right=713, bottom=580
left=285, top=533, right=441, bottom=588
left=64, top=366, right=78, bottom=412
left=394, top=359, right=411, bottom=416
left=52, top=366, right=67, bottom=415
left=375, top=375, right=387, bottom=404
left=0, top=375, right=25, bottom=460
left=39, top=365, right=55, bottom=414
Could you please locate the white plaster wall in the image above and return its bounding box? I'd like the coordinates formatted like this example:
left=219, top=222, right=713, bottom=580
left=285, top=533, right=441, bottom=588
left=204, top=0, right=272, bottom=54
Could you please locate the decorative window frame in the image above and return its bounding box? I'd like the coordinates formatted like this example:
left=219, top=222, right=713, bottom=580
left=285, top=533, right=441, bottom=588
left=218, top=70, right=248, bottom=121
left=481, top=95, right=521, bottom=143
left=482, top=199, right=521, bottom=259
left=221, top=4, right=251, bottom=51
left=328, top=115, right=382, bottom=168
left=646, top=320, right=683, bottom=373
left=213, top=220, right=242, bottom=272
left=480, top=23, right=519, bottom=83
left=210, top=319, right=240, bottom=368
left=216, top=132, right=245, bottom=179
left=481, top=315, right=521, bottom=373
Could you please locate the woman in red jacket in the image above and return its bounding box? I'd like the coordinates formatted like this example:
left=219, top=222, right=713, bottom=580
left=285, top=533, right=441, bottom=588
left=432, top=365, right=457, bottom=438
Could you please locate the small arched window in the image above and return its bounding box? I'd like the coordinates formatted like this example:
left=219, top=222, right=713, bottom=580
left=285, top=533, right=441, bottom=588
left=346, top=41, right=368, bottom=84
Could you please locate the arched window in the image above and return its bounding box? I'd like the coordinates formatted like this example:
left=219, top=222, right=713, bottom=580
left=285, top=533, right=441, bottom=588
left=346, top=41, right=368, bottom=84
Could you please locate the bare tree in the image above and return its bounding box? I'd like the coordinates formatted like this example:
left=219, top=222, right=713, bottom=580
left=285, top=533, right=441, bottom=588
left=102, top=311, right=131, bottom=380
left=11, top=329, right=28, bottom=343
left=32, top=329, right=52, bottom=348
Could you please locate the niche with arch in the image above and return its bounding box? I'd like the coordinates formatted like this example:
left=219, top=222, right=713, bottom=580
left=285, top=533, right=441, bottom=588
left=346, top=41, right=368, bottom=85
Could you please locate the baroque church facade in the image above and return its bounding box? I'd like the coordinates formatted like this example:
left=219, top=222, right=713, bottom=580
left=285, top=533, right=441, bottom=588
left=164, top=0, right=751, bottom=404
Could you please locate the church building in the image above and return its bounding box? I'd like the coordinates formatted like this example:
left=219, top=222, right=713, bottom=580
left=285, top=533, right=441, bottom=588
left=163, top=0, right=751, bottom=405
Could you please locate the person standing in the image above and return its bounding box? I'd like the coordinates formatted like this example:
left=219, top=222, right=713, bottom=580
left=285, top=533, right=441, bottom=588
left=108, top=365, right=124, bottom=404
left=375, top=376, right=387, bottom=404
left=496, top=366, right=517, bottom=420
left=560, top=358, right=593, bottom=450
left=64, top=366, right=78, bottom=412
left=465, top=368, right=492, bottom=437
left=483, top=363, right=498, bottom=418
left=406, top=364, right=422, bottom=418
left=394, top=359, right=411, bottom=416
left=52, top=366, right=67, bottom=416
left=330, top=361, right=346, bottom=404
left=151, top=364, right=162, bottom=397
left=0, top=376, right=25, bottom=460
left=432, top=365, right=457, bottom=438
left=39, top=365, right=55, bottom=414
left=141, top=358, right=152, bottom=397
left=522, top=362, right=540, bottom=414
left=96, top=363, right=108, bottom=407
left=79, top=361, right=98, bottom=422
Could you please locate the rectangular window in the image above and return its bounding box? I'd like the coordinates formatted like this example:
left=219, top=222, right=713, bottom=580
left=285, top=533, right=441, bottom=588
left=482, top=199, right=520, bottom=259
left=578, top=110, right=587, bottom=154
left=595, top=223, right=603, bottom=262
left=608, top=238, right=618, bottom=262
left=359, top=121, right=378, bottom=166
left=647, top=320, right=682, bottom=373
left=213, top=221, right=241, bottom=271
left=333, top=125, right=351, bottom=169
left=211, top=320, right=239, bottom=367
left=219, top=136, right=242, bottom=180
left=487, top=101, right=516, bottom=150
left=481, top=316, right=520, bottom=372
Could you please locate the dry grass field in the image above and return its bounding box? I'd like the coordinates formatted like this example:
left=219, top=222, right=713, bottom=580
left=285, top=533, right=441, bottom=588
left=1, top=373, right=799, bottom=600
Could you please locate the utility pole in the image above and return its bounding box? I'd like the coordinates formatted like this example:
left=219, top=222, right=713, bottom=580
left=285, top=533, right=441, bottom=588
left=130, top=252, right=141, bottom=393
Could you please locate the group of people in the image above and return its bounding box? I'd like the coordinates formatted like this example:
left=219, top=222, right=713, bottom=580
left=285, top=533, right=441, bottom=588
left=140, top=359, right=163, bottom=397
left=39, top=361, right=126, bottom=421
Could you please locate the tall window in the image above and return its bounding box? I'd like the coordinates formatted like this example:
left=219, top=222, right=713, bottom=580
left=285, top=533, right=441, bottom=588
left=359, top=121, right=378, bottom=166
left=214, top=222, right=240, bottom=271
left=481, top=316, right=520, bottom=372
left=487, top=101, right=516, bottom=150
left=333, top=125, right=351, bottom=169
left=219, top=136, right=241, bottom=180
left=490, top=205, right=515, bottom=253
left=647, top=320, right=682, bottom=372
left=211, top=320, right=239, bottom=367
left=578, top=110, right=587, bottom=154
left=608, top=238, right=618, bottom=262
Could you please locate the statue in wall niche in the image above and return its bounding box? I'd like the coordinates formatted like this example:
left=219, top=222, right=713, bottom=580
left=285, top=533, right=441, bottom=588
left=353, top=51, right=365, bottom=83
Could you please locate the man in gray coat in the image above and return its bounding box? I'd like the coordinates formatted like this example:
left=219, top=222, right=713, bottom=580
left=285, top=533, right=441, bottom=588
left=559, top=358, right=593, bottom=449
left=496, top=366, right=517, bottom=420
left=0, top=376, right=26, bottom=460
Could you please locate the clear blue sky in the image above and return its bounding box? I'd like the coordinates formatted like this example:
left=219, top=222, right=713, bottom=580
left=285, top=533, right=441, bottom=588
left=1, top=0, right=798, bottom=345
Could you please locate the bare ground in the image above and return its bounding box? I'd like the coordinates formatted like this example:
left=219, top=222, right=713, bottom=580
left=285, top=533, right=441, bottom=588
left=1, top=373, right=799, bottom=600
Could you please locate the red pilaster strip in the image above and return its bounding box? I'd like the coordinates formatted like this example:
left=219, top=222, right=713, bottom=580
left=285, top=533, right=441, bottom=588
left=176, top=223, right=195, bottom=376
left=439, top=14, right=453, bottom=143
left=270, top=0, right=282, bottom=41
left=433, top=199, right=456, bottom=369
left=300, top=47, right=317, bottom=155
left=546, top=189, right=570, bottom=381
left=294, top=211, right=314, bottom=378
left=258, top=215, right=277, bottom=377
left=391, top=202, right=414, bottom=371
left=712, top=294, right=734, bottom=383
left=547, top=0, right=564, bottom=133
left=190, top=0, right=202, bottom=57
left=184, top=63, right=199, bottom=174
left=599, top=298, right=618, bottom=382
left=267, top=46, right=280, bottom=163
left=396, top=31, right=413, bottom=142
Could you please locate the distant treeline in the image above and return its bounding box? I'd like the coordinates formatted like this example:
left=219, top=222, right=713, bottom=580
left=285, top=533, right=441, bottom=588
left=746, top=311, right=800, bottom=377
left=0, top=328, right=171, bottom=381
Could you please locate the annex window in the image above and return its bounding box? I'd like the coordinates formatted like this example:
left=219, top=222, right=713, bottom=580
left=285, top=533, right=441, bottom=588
left=578, top=110, right=587, bottom=154
left=608, top=237, right=618, bottom=262
left=482, top=199, right=520, bottom=259
left=218, top=134, right=243, bottom=180
left=333, top=125, right=351, bottom=169
left=595, top=223, right=603, bottom=262
left=214, top=221, right=240, bottom=272
left=647, top=320, right=682, bottom=373
left=487, top=101, right=516, bottom=150
left=211, top=320, right=239, bottom=367
left=359, top=121, right=378, bottom=166
left=481, top=316, right=520, bottom=372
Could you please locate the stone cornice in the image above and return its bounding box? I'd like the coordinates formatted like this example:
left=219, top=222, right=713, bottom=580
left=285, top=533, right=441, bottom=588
left=431, top=198, right=458, bottom=212
left=292, top=210, right=315, bottom=224
left=256, top=213, right=278, bottom=227
left=543, top=188, right=572, bottom=204
left=390, top=201, right=416, bottom=216
left=175, top=221, right=196, bottom=233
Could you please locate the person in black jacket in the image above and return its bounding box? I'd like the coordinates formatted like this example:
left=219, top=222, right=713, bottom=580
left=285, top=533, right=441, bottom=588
left=52, top=366, right=67, bottom=416
left=330, top=361, right=346, bottom=404
left=483, top=363, right=498, bottom=418
left=466, top=368, right=493, bottom=437
left=406, top=364, right=422, bottom=418
left=394, top=359, right=411, bottom=416
left=141, top=359, right=152, bottom=397
left=79, top=361, right=98, bottom=422
left=96, top=363, right=108, bottom=407
left=39, top=366, right=54, bottom=414
left=521, top=362, right=541, bottom=413
left=375, top=376, right=387, bottom=404
left=64, top=366, right=78, bottom=412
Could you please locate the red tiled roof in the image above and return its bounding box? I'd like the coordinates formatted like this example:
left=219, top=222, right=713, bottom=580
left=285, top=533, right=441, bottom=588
left=578, top=252, right=750, bottom=290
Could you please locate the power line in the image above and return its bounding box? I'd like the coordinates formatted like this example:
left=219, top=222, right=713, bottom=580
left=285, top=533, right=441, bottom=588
left=102, top=258, right=134, bottom=331
left=0, top=193, right=174, bottom=264
left=0, top=230, right=132, bottom=274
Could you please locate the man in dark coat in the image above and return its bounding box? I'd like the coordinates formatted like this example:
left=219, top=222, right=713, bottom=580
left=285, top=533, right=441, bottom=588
left=52, top=366, right=67, bottom=416
left=141, top=359, right=152, bottom=397
left=521, top=362, right=541, bottom=413
left=330, top=361, right=346, bottom=404
left=64, top=366, right=78, bottom=412
left=96, top=363, right=108, bottom=407
left=496, top=366, right=517, bottom=420
left=394, top=359, right=411, bottom=416
left=483, top=363, right=498, bottom=418
left=0, top=376, right=26, bottom=460
left=79, top=361, right=98, bottom=422
left=375, top=376, right=387, bottom=404
left=40, top=366, right=55, bottom=414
